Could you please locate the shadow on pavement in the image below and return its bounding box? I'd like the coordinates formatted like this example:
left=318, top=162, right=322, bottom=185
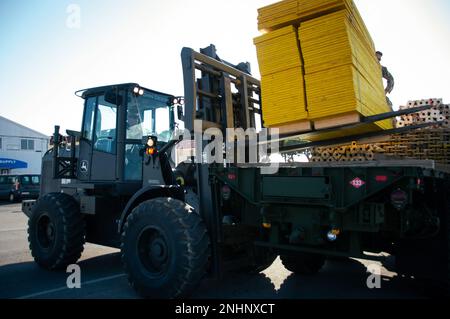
left=194, top=258, right=428, bottom=299
left=276, top=259, right=425, bottom=299
left=194, top=272, right=277, bottom=299
left=0, top=252, right=431, bottom=299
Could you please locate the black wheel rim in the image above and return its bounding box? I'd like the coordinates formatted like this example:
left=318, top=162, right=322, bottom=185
left=137, top=226, right=170, bottom=278
left=36, top=214, right=56, bottom=250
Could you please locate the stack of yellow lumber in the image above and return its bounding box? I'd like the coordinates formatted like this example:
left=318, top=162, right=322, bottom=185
left=254, top=0, right=393, bottom=138
left=257, top=0, right=298, bottom=33
left=300, top=10, right=391, bottom=130
left=254, top=26, right=309, bottom=130
left=258, top=0, right=375, bottom=47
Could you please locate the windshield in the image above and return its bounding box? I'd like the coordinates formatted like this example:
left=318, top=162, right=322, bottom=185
left=126, top=89, right=173, bottom=143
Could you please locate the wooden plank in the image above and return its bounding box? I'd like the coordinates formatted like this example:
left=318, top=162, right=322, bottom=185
left=271, top=120, right=313, bottom=135
left=314, top=112, right=361, bottom=130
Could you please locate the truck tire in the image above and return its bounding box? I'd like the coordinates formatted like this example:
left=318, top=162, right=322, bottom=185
left=9, top=193, right=17, bottom=203
left=121, top=198, right=210, bottom=298
left=28, top=193, right=86, bottom=270
left=281, top=253, right=326, bottom=275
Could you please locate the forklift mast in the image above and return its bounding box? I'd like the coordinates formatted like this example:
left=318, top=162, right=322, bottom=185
left=181, top=44, right=263, bottom=134
left=181, top=46, right=267, bottom=276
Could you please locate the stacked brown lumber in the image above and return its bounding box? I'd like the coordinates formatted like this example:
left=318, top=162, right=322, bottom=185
left=310, top=142, right=379, bottom=162
left=381, top=129, right=450, bottom=164
left=397, top=98, right=450, bottom=128
left=307, top=99, right=450, bottom=165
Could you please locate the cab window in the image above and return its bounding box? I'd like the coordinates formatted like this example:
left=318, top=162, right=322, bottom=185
left=126, top=90, right=173, bottom=142
left=82, top=97, right=96, bottom=141
left=94, top=95, right=117, bottom=154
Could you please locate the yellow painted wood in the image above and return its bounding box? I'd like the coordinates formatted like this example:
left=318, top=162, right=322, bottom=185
left=299, top=11, right=378, bottom=78
left=260, top=66, right=308, bottom=127
left=258, top=0, right=375, bottom=50
left=254, top=26, right=303, bottom=76
left=254, top=0, right=393, bottom=139
left=305, top=64, right=390, bottom=128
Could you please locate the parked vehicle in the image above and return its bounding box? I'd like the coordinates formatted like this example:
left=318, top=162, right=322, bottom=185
left=0, top=176, right=16, bottom=201
left=0, top=175, right=40, bottom=202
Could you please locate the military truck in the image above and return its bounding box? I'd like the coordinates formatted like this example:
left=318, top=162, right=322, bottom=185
left=22, top=45, right=450, bottom=298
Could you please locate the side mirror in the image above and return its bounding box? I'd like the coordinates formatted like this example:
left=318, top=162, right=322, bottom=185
left=177, top=104, right=185, bottom=121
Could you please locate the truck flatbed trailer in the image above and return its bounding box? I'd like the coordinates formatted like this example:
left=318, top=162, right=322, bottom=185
left=179, top=46, right=450, bottom=293
left=205, top=159, right=450, bottom=288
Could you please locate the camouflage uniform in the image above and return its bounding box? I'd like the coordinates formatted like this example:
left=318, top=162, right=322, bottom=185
left=382, top=66, right=394, bottom=94
left=381, top=65, right=394, bottom=111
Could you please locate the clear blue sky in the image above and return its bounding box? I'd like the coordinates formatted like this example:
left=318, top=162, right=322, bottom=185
left=1, top=0, right=450, bottom=135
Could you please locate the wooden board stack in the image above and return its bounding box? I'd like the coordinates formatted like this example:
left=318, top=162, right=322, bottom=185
left=307, top=99, right=450, bottom=165
left=300, top=10, right=392, bottom=131
left=396, top=98, right=450, bottom=128
left=254, top=26, right=309, bottom=129
left=254, top=0, right=393, bottom=138
left=258, top=0, right=375, bottom=49
left=310, top=142, right=379, bottom=162
left=379, top=129, right=450, bottom=164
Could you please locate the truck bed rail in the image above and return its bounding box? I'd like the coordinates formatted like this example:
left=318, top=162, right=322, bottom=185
left=237, top=160, right=450, bottom=174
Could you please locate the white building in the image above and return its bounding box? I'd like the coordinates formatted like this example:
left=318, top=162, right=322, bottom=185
left=0, top=116, right=50, bottom=175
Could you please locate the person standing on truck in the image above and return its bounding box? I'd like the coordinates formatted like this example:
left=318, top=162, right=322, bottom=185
left=376, top=51, right=395, bottom=111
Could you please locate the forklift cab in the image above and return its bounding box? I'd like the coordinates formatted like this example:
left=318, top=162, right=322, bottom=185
left=76, top=83, right=176, bottom=183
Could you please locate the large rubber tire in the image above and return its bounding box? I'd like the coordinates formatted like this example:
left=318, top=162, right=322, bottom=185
left=121, top=198, right=210, bottom=299
left=281, top=253, right=326, bottom=275
left=28, top=193, right=86, bottom=270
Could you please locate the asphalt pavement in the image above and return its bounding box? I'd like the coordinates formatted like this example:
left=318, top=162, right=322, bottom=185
left=0, top=202, right=428, bottom=299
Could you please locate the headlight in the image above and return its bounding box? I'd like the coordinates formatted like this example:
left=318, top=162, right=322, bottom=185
left=327, top=229, right=340, bottom=242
